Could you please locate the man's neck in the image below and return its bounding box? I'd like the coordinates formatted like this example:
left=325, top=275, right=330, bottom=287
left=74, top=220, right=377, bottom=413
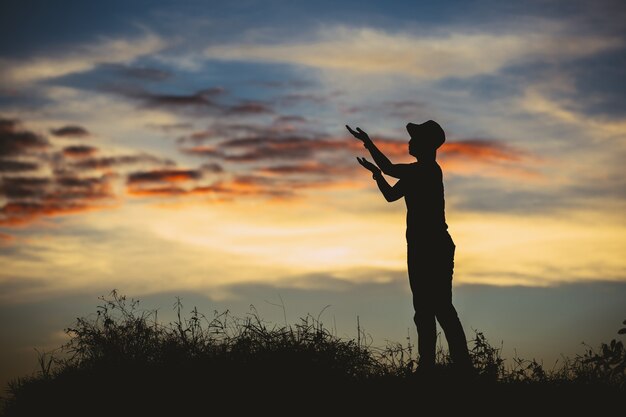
left=417, top=150, right=437, bottom=162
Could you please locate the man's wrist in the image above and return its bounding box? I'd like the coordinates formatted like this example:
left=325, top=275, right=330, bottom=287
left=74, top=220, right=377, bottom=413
left=372, top=170, right=382, bottom=179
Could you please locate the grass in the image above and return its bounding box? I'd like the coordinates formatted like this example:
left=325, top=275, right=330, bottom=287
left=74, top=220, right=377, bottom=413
left=1, top=290, right=624, bottom=416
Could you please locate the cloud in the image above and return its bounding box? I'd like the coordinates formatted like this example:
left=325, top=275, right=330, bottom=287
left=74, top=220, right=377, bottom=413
left=179, top=120, right=535, bottom=194
left=273, top=115, right=308, bottom=124
left=251, top=79, right=315, bottom=89
left=114, top=86, right=274, bottom=117
left=175, top=120, right=535, bottom=200
left=179, top=120, right=524, bottom=167
left=182, top=138, right=339, bottom=162
left=274, top=92, right=336, bottom=106
left=445, top=177, right=558, bottom=214
left=519, top=86, right=626, bottom=141
left=0, top=33, right=168, bottom=86
left=0, top=117, right=180, bottom=228
left=200, top=175, right=300, bottom=198
left=99, top=63, right=172, bottom=81
left=177, top=131, right=218, bottom=144
left=224, top=101, right=274, bottom=115
left=0, top=177, right=51, bottom=199
left=55, top=175, right=110, bottom=189
left=0, top=231, right=14, bottom=245
left=180, top=145, right=222, bottom=158
left=147, top=122, right=194, bottom=132
left=62, top=145, right=98, bottom=158
left=71, top=153, right=175, bottom=170
left=50, top=125, right=90, bottom=138
left=385, top=100, right=427, bottom=119
left=126, top=185, right=188, bottom=197
left=0, top=173, right=115, bottom=226
left=203, top=25, right=622, bottom=80
left=177, top=122, right=306, bottom=145
left=0, top=200, right=110, bottom=226
left=123, top=168, right=347, bottom=200
left=123, top=168, right=243, bottom=199
left=127, top=168, right=203, bottom=184
left=0, top=112, right=535, bottom=222
left=219, top=136, right=339, bottom=161
left=181, top=127, right=361, bottom=163
left=0, top=118, right=50, bottom=157
left=341, top=100, right=428, bottom=120
left=0, top=119, right=17, bottom=130
left=258, top=161, right=351, bottom=176
left=438, top=139, right=542, bottom=181
left=199, top=162, right=224, bottom=173
left=440, top=140, right=523, bottom=162
left=124, top=178, right=286, bottom=199
left=0, top=160, right=39, bottom=172
left=134, top=87, right=225, bottom=108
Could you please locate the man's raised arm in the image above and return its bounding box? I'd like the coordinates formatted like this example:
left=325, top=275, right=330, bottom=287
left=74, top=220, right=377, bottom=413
left=356, top=157, right=403, bottom=202
left=346, top=125, right=411, bottom=179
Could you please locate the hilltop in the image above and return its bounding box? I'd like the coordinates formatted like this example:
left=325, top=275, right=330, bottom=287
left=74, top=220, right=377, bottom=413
left=1, top=291, right=624, bottom=416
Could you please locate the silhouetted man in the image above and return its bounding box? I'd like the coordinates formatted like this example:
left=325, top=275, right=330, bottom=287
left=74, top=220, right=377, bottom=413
left=346, top=121, right=472, bottom=373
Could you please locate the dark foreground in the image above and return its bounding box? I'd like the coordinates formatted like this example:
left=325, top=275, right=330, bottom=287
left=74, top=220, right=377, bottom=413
left=3, top=366, right=622, bottom=416
left=2, top=292, right=624, bottom=416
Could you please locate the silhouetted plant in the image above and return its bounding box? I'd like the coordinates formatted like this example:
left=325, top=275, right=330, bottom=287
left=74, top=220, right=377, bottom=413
left=1, top=293, right=624, bottom=416
left=468, top=331, right=504, bottom=380
left=507, top=356, right=549, bottom=383
left=566, top=336, right=626, bottom=388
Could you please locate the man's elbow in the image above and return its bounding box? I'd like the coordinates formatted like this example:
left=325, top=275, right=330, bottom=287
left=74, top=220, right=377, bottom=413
left=381, top=165, right=401, bottom=178
left=380, top=164, right=394, bottom=176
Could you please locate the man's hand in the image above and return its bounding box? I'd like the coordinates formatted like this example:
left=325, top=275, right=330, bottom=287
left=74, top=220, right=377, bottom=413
left=346, top=125, right=372, bottom=145
left=357, top=157, right=381, bottom=177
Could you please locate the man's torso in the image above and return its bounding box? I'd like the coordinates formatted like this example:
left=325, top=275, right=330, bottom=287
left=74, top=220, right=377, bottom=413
left=398, top=161, right=448, bottom=240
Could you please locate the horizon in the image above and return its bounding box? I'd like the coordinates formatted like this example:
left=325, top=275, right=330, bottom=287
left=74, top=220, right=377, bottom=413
left=1, top=0, right=625, bottom=389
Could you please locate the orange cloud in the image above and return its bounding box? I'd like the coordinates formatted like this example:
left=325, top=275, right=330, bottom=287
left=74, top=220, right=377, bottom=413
left=126, top=178, right=284, bottom=199
left=126, top=185, right=188, bottom=197
left=440, top=140, right=522, bottom=162
left=176, top=126, right=537, bottom=201
left=0, top=118, right=124, bottom=227
left=437, top=140, right=540, bottom=180
left=0, top=116, right=540, bottom=230
left=0, top=199, right=116, bottom=226
left=127, top=169, right=203, bottom=184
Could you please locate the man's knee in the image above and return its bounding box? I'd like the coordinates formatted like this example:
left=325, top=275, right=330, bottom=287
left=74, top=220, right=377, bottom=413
left=435, top=302, right=460, bottom=325
left=413, top=309, right=434, bottom=328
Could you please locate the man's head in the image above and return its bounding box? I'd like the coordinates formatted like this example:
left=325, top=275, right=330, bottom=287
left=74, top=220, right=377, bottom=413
left=406, top=120, right=445, bottom=160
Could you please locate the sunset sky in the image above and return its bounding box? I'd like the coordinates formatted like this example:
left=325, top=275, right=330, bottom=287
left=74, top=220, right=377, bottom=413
left=1, top=0, right=625, bottom=387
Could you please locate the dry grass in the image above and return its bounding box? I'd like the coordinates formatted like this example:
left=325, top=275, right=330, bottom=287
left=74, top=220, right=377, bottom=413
left=1, top=290, right=624, bottom=416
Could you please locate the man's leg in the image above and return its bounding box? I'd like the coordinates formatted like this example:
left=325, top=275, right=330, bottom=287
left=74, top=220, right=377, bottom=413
left=433, top=239, right=472, bottom=368
left=408, top=246, right=437, bottom=368
left=413, top=292, right=437, bottom=368
left=435, top=294, right=471, bottom=367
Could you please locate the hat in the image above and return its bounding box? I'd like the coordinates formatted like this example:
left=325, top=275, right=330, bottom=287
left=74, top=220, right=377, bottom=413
left=406, top=120, right=445, bottom=149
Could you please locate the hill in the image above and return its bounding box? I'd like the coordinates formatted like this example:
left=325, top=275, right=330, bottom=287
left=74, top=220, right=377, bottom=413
left=1, top=291, right=624, bottom=415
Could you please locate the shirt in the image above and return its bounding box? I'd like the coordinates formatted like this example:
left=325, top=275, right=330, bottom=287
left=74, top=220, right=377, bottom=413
left=396, top=161, right=448, bottom=239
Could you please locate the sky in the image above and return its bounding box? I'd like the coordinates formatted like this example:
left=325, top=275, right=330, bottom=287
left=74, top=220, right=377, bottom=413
left=0, top=0, right=625, bottom=388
